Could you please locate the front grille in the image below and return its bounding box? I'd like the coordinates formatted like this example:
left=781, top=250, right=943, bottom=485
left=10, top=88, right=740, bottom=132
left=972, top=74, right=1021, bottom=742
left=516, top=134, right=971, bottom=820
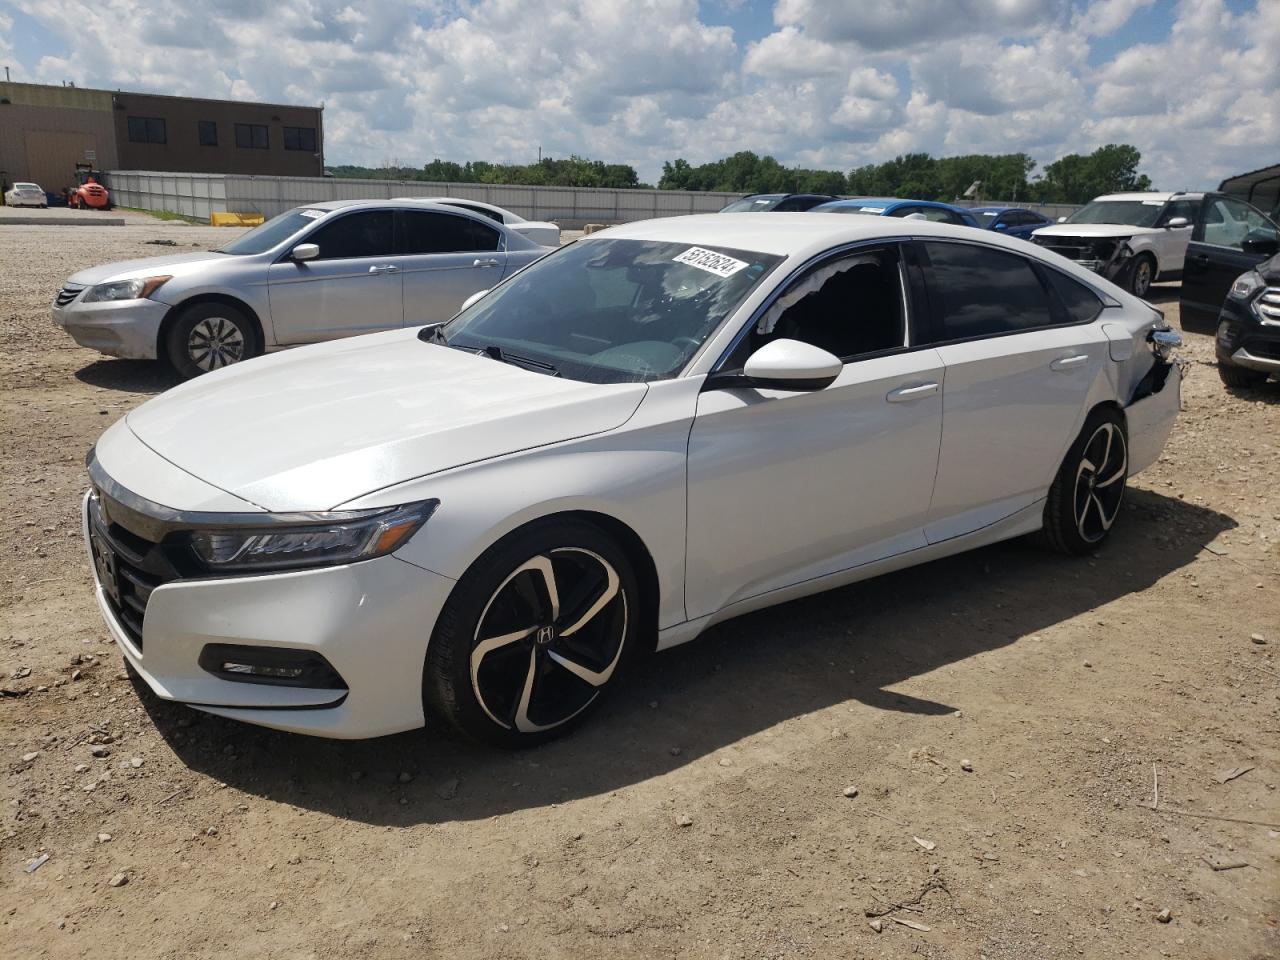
left=1258, top=287, right=1280, bottom=323
left=87, top=492, right=182, bottom=649
left=55, top=284, right=84, bottom=307
left=1245, top=338, right=1280, bottom=361
left=1031, top=237, right=1115, bottom=263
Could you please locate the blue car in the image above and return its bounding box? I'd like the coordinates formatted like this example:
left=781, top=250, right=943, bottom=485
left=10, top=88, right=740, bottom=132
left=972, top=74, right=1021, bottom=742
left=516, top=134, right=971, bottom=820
left=967, top=206, right=1054, bottom=239
left=809, top=197, right=980, bottom=227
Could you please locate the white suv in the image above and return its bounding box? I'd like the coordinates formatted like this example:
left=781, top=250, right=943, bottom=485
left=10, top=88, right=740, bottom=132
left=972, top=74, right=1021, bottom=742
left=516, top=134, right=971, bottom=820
left=1031, top=192, right=1202, bottom=297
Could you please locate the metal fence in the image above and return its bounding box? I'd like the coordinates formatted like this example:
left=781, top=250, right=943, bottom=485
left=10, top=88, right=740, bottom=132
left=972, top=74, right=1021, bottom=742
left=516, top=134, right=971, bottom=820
left=107, top=169, right=1082, bottom=225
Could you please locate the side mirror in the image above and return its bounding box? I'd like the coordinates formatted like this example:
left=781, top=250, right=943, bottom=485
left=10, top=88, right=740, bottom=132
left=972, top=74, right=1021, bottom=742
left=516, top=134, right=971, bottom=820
left=1057, top=216, right=1067, bottom=223
left=460, top=288, right=490, bottom=312
left=291, top=243, right=319, bottom=261
left=1165, top=217, right=1189, bottom=229
left=1242, top=232, right=1280, bottom=256
left=742, top=339, right=842, bottom=391
left=993, top=221, right=1008, bottom=231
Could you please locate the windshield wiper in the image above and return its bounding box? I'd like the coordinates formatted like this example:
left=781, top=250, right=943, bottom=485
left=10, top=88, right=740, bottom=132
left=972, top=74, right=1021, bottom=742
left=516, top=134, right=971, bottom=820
left=478, top=344, right=559, bottom=376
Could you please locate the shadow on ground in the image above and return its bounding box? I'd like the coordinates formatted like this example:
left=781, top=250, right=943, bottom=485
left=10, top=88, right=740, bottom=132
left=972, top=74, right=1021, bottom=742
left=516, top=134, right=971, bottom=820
left=131, top=488, right=1234, bottom=825
left=75, top=358, right=180, bottom=394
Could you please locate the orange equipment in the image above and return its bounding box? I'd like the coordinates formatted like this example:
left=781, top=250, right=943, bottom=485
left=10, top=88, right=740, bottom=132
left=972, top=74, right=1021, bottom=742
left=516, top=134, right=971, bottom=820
left=69, top=164, right=111, bottom=210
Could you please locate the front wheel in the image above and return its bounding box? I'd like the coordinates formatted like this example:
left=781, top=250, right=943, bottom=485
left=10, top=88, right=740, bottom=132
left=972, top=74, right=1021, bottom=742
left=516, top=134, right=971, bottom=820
left=164, top=302, right=258, bottom=379
left=424, top=520, right=639, bottom=745
left=1218, top=361, right=1267, bottom=389
left=1128, top=254, right=1155, bottom=298
left=1036, top=409, right=1128, bottom=555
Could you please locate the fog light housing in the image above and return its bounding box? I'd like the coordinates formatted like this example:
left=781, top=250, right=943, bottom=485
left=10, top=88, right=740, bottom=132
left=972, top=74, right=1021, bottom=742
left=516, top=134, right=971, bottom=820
left=198, top=644, right=346, bottom=689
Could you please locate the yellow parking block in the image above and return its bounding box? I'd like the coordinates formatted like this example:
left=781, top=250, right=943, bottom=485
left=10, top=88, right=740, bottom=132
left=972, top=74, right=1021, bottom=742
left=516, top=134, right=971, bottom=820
left=211, top=212, right=266, bottom=227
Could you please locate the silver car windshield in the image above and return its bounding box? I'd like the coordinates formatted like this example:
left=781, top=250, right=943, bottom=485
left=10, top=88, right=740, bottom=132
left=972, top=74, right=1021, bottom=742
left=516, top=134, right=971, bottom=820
left=215, top=208, right=325, bottom=255
left=1066, top=200, right=1164, bottom=228
left=439, top=238, right=783, bottom=384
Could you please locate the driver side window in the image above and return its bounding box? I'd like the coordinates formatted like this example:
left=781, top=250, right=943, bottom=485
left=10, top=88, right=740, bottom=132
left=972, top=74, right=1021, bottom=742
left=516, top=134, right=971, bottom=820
left=723, top=246, right=906, bottom=370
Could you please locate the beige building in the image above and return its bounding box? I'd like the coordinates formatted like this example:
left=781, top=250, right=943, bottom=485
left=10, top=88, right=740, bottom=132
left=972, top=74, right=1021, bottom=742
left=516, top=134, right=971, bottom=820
left=0, top=81, right=324, bottom=196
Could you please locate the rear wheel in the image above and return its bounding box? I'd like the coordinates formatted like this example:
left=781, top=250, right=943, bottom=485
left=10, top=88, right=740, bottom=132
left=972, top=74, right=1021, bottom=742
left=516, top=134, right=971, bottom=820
left=1037, top=408, right=1128, bottom=555
left=164, top=302, right=258, bottom=379
left=1217, top=361, right=1267, bottom=389
left=424, top=520, right=639, bottom=745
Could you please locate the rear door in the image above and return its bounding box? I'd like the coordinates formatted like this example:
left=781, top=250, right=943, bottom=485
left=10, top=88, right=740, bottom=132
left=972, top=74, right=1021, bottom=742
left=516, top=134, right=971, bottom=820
left=1181, top=194, right=1280, bottom=326
left=395, top=210, right=507, bottom=326
left=918, top=240, right=1109, bottom=543
left=266, top=210, right=401, bottom=344
left=684, top=244, right=944, bottom=618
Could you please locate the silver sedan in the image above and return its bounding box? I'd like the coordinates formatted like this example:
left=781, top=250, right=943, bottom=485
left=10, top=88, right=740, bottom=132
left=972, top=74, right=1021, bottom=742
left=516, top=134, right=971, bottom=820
left=52, top=199, right=553, bottom=378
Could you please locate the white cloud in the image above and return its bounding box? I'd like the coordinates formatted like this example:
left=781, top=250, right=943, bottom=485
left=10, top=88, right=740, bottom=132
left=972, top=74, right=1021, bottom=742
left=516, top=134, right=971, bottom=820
left=1, top=0, right=1275, bottom=191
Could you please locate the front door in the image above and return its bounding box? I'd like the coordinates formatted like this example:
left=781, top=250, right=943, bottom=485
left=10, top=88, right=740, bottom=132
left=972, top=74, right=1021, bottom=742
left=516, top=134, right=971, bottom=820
left=1180, top=195, right=1280, bottom=327
left=267, top=209, right=401, bottom=344
left=917, top=240, right=1109, bottom=542
left=395, top=210, right=509, bottom=326
left=684, top=245, right=944, bottom=620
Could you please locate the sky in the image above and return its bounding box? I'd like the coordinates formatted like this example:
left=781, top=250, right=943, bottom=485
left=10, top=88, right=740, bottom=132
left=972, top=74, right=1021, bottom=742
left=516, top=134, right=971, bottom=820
left=1, top=0, right=1276, bottom=190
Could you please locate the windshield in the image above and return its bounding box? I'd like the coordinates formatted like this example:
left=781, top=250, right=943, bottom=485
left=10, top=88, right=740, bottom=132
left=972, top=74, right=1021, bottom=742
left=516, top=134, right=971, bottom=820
left=720, top=196, right=784, bottom=212
left=215, top=208, right=326, bottom=255
left=1066, top=200, right=1165, bottom=228
left=439, top=238, right=783, bottom=384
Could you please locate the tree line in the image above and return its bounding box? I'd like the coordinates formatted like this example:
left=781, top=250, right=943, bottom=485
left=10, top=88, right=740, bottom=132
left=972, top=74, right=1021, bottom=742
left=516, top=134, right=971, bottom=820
left=659, top=144, right=1152, bottom=204
left=329, top=143, right=1152, bottom=204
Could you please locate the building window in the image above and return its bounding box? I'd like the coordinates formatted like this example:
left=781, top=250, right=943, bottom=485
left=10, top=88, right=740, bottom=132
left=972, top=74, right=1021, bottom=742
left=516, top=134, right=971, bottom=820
left=283, top=126, right=317, bottom=152
left=197, top=121, right=217, bottom=146
left=234, top=123, right=269, bottom=149
left=127, top=117, right=167, bottom=144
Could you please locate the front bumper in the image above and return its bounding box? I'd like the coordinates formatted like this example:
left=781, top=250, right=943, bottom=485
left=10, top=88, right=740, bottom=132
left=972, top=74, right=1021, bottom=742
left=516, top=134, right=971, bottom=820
left=53, top=293, right=168, bottom=359
left=83, top=492, right=457, bottom=738
left=1215, top=298, right=1280, bottom=373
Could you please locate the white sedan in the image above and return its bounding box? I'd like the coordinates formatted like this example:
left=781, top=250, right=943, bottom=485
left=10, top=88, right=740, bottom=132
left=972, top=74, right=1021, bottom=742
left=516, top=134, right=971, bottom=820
left=5, top=182, right=47, bottom=207
left=84, top=214, right=1182, bottom=742
left=395, top=196, right=561, bottom=246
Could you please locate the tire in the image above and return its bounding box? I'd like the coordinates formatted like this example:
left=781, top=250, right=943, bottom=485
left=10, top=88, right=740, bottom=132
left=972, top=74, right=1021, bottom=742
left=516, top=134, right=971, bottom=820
left=1036, top=408, right=1128, bottom=555
left=424, top=519, right=640, bottom=746
left=1128, top=253, right=1155, bottom=298
left=1217, top=361, right=1267, bottom=389
left=164, top=302, right=258, bottom=379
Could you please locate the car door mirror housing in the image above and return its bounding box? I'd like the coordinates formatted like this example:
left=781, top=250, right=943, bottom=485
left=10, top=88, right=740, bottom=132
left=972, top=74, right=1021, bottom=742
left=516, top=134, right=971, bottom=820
left=1165, top=217, right=1190, bottom=229
left=459, top=289, right=490, bottom=312
left=741, top=339, right=842, bottom=391
left=1241, top=232, right=1280, bottom=256
left=1057, top=216, right=1067, bottom=223
left=291, top=243, right=320, bottom=261
left=993, top=221, right=1008, bottom=231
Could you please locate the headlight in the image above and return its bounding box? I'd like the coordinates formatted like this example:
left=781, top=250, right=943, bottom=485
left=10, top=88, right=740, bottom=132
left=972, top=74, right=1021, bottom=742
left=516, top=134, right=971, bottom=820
left=1229, top=270, right=1264, bottom=301
left=188, top=500, right=437, bottom=572
left=82, top=275, right=172, bottom=303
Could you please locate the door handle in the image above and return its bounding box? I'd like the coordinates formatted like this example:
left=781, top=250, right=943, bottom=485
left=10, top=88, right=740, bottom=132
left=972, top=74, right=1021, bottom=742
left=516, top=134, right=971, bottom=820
left=368, top=264, right=399, bottom=274
left=886, top=382, right=939, bottom=402
left=1191, top=254, right=1210, bottom=265
left=473, top=258, right=501, bottom=268
left=1050, top=354, right=1089, bottom=371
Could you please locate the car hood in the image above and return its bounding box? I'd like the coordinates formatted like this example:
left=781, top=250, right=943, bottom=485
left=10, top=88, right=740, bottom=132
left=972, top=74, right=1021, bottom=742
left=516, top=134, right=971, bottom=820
left=68, top=251, right=229, bottom=286
left=1032, top=223, right=1161, bottom=239
left=1257, top=253, right=1280, bottom=282
left=123, top=329, right=648, bottom=511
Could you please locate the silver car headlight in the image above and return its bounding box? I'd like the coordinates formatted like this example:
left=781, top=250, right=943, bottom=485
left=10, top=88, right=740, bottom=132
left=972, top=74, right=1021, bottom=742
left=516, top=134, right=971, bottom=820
left=82, top=275, right=172, bottom=303
left=1228, top=270, right=1264, bottom=301
left=188, top=500, right=437, bottom=573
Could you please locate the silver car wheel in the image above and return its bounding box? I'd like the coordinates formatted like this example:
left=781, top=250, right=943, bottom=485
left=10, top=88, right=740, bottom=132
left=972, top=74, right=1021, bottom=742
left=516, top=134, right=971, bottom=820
left=1073, top=421, right=1127, bottom=543
left=187, top=316, right=246, bottom=371
left=469, top=547, right=627, bottom=734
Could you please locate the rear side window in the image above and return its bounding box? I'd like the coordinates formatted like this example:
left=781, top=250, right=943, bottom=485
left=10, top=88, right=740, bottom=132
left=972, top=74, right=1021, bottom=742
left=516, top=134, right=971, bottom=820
left=922, top=241, right=1055, bottom=340
left=306, top=211, right=394, bottom=260
left=1043, top=268, right=1103, bottom=324
left=398, top=211, right=501, bottom=254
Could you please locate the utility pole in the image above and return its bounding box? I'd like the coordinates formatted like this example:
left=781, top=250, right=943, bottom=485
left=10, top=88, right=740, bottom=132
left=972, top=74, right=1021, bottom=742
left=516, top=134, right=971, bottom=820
left=537, top=145, right=542, bottom=163
left=4, top=66, right=10, bottom=82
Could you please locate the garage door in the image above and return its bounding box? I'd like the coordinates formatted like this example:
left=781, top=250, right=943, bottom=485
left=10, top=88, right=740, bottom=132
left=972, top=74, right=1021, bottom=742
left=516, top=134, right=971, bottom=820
left=24, top=131, right=99, bottom=194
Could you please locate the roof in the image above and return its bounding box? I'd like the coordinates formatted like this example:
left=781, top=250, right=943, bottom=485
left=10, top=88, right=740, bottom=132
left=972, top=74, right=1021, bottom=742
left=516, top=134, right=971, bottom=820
left=1218, top=163, right=1279, bottom=194
left=1094, top=192, right=1204, bottom=202
left=597, top=212, right=1016, bottom=259
left=817, top=197, right=963, bottom=210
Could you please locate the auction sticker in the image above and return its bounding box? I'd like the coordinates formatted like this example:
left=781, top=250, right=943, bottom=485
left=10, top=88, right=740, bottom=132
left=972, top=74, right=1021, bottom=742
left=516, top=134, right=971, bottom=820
left=673, top=247, right=749, bottom=278
left=299, top=209, right=325, bottom=219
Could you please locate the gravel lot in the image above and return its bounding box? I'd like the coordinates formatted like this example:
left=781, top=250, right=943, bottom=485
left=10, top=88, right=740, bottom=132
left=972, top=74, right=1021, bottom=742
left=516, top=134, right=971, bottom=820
left=2, top=219, right=1277, bottom=960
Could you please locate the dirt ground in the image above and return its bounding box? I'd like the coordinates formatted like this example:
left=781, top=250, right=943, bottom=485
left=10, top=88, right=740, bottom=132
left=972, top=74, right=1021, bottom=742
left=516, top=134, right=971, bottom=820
left=1, top=219, right=1277, bottom=960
